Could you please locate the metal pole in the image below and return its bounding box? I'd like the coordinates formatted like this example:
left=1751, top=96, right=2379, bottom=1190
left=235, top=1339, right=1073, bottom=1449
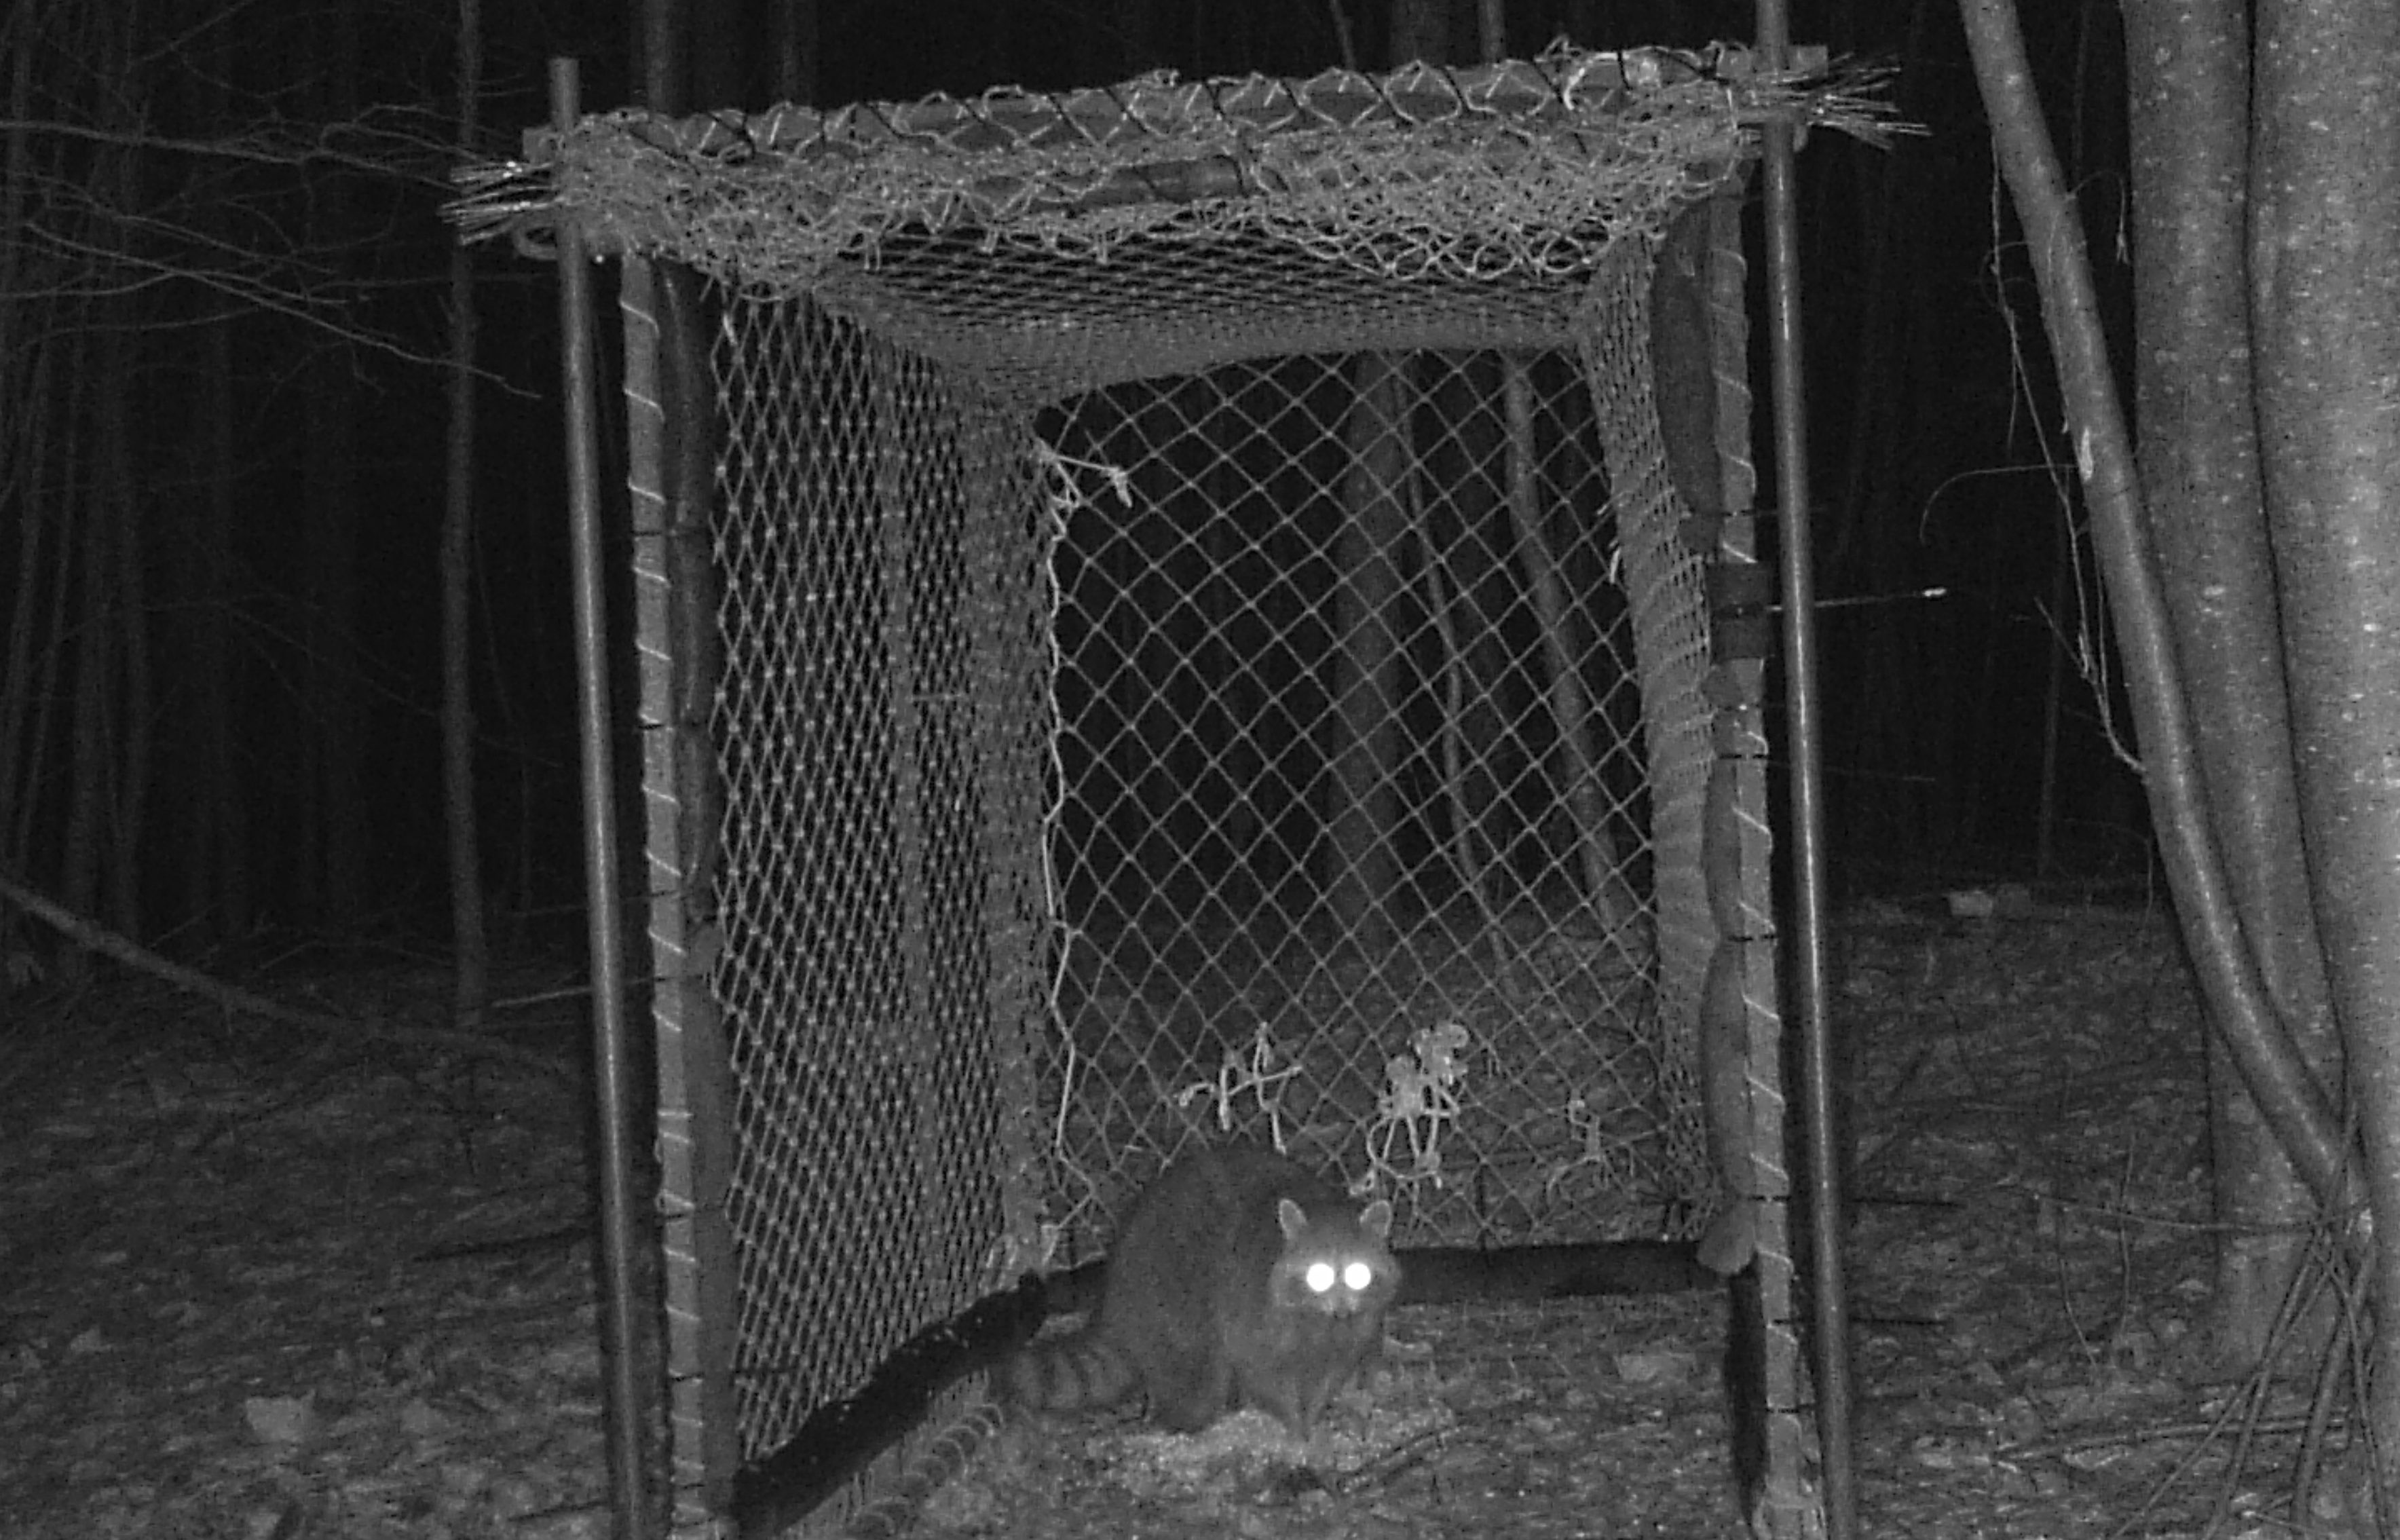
left=1752, top=5, right=1857, bottom=1537
left=550, top=55, right=653, bottom=1539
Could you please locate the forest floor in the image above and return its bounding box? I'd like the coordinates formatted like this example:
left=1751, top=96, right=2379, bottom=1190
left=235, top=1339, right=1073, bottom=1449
left=0, top=896, right=2340, bottom=1538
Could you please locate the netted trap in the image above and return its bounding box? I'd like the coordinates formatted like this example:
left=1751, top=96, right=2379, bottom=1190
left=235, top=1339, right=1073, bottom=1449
left=460, top=41, right=1886, bottom=1539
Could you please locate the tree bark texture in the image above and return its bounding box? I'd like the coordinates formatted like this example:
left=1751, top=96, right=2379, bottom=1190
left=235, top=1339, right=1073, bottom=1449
left=2249, top=0, right=2400, bottom=1508
left=1955, top=0, right=2355, bottom=1214
left=443, top=0, right=490, bottom=1028
left=2122, top=0, right=2341, bottom=1372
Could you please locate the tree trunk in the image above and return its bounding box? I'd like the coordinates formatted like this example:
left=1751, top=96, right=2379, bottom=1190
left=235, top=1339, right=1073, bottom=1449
left=0, top=345, right=57, bottom=882
left=2122, top=0, right=2339, bottom=1374
left=1389, top=0, right=1448, bottom=65
left=1322, top=0, right=1450, bottom=943
left=2249, top=0, right=2400, bottom=1509
left=1326, top=350, right=1410, bottom=946
left=99, top=320, right=151, bottom=941
left=1104, top=0, right=1161, bottom=76
left=1425, top=357, right=1516, bottom=900
left=0, top=39, right=39, bottom=888
left=769, top=0, right=818, bottom=103
left=443, top=0, right=489, bottom=1026
left=1505, top=360, right=1639, bottom=934
left=187, top=314, right=250, bottom=936
left=300, top=0, right=367, bottom=922
left=1956, top=0, right=2354, bottom=1219
left=60, top=328, right=113, bottom=971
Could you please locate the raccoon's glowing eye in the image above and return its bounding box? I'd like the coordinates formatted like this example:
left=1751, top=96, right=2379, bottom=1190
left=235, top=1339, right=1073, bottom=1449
left=1305, top=1260, right=1337, bottom=1293
left=1342, top=1260, right=1374, bottom=1292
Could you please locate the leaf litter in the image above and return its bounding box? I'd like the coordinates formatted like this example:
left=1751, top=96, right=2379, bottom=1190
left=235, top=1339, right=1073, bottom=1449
left=1, top=961, right=614, bottom=1539
left=0, top=901, right=2310, bottom=1537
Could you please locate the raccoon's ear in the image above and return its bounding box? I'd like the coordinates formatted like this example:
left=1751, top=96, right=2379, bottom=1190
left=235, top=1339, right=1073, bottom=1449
left=1359, top=1199, right=1392, bottom=1239
left=1278, top=1197, right=1308, bottom=1240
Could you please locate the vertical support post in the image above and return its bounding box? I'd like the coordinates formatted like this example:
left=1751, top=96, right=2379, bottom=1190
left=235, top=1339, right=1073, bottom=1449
left=550, top=56, right=654, bottom=1540
left=1752, top=8, right=1856, bottom=1539
left=625, top=263, right=738, bottom=1530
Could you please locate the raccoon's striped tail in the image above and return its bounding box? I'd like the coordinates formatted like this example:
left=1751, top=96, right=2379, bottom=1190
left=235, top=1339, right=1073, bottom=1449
left=998, top=1327, right=1139, bottom=1414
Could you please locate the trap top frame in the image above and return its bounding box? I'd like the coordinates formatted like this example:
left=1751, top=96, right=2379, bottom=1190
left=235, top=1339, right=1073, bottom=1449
left=465, top=43, right=1870, bottom=299
left=464, top=42, right=1871, bottom=1540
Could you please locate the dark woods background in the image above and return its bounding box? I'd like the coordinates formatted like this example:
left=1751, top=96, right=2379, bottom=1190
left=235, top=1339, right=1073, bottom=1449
left=0, top=0, right=2140, bottom=961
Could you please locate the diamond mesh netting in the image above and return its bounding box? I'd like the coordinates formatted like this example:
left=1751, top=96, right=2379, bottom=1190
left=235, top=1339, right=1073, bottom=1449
left=455, top=41, right=1888, bottom=1533
left=704, top=301, right=1049, bottom=1460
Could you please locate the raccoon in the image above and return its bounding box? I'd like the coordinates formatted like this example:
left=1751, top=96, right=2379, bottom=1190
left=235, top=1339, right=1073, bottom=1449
left=1001, top=1143, right=1400, bottom=1442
